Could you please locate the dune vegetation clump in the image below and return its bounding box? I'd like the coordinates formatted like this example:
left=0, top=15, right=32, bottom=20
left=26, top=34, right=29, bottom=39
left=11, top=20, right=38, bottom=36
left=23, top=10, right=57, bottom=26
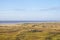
left=0, top=23, right=60, bottom=40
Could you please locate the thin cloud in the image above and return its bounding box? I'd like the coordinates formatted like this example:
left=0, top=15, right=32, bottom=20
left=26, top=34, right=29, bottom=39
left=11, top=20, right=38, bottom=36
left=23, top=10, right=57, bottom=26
left=12, top=9, right=25, bottom=11
left=0, top=7, right=60, bottom=11
left=40, top=7, right=60, bottom=11
left=49, top=7, right=60, bottom=10
left=0, top=9, right=25, bottom=11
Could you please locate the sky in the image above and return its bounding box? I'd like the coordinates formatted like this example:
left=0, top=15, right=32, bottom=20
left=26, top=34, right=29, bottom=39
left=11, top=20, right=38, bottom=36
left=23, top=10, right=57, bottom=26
left=0, top=0, right=60, bottom=21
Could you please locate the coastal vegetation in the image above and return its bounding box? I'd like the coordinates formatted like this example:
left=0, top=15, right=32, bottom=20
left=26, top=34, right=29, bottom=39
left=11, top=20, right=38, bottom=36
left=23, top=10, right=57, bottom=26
left=0, top=23, right=60, bottom=40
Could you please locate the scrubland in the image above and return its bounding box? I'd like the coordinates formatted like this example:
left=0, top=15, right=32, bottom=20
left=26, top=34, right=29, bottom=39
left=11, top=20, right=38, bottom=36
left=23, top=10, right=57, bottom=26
left=0, top=23, right=60, bottom=40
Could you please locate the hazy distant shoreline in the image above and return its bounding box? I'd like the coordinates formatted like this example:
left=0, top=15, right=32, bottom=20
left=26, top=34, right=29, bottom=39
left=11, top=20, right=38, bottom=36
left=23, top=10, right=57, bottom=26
left=0, top=21, right=60, bottom=24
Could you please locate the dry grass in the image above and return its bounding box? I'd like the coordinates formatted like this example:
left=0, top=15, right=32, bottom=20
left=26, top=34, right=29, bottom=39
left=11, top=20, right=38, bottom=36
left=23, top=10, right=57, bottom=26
left=0, top=22, right=60, bottom=40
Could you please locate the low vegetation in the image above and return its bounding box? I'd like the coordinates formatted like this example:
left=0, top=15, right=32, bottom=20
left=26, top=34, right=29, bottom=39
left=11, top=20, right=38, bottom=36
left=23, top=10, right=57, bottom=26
left=0, top=23, right=60, bottom=40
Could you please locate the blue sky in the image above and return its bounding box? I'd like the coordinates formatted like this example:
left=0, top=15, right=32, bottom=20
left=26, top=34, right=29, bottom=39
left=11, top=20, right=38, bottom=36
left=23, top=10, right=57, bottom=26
left=0, top=0, right=60, bottom=21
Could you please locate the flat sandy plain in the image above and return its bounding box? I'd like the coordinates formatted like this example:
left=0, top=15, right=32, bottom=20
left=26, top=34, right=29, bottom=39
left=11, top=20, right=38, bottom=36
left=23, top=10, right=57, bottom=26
left=0, top=22, right=60, bottom=40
